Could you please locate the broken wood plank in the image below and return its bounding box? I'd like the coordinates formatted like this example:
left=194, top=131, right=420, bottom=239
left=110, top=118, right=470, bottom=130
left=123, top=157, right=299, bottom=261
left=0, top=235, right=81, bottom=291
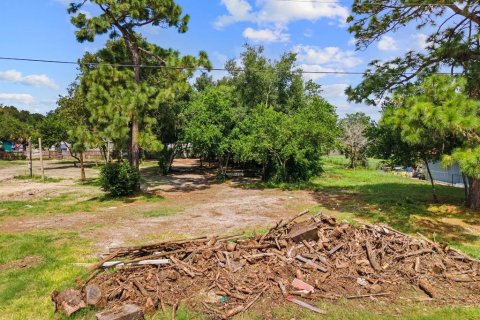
left=295, top=255, right=327, bottom=272
left=51, top=289, right=86, bottom=317
left=346, top=292, right=391, bottom=299
left=327, top=243, right=343, bottom=256
left=170, top=256, right=196, bottom=277
left=418, top=279, right=436, bottom=298
left=286, top=295, right=326, bottom=314
left=365, top=242, right=381, bottom=272
left=96, top=304, right=143, bottom=320
left=398, top=249, right=433, bottom=260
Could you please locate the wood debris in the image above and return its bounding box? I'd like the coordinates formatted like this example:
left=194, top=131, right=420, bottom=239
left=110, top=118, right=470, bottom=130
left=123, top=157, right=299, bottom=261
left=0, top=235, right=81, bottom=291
left=54, top=212, right=480, bottom=319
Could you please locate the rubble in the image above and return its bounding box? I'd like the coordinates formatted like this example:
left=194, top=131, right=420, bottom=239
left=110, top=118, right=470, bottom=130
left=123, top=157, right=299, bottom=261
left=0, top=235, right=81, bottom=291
left=55, top=211, right=480, bottom=319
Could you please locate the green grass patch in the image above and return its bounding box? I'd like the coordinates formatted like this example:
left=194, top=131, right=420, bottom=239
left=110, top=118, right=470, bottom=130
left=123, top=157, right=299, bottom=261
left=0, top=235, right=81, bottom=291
left=255, top=300, right=480, bottom=320
left=0, top=191, right=167, bottom=218
left=13, top=174, right=62, bottom=183
left=0, top=232, right=93, bottom=320
left=143, top=205, right=180, bottom=218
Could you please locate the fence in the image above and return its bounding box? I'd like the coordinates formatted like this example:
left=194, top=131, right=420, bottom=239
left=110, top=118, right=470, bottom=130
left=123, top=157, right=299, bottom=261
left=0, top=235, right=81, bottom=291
left=0, top=149, right=105, bottom=161
left=0, top=151, right=26, bottom=160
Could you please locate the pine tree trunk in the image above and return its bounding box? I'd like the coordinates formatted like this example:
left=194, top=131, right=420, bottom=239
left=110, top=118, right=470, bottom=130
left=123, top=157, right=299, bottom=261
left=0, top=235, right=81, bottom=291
left=467, top=177, right=480, bottom=209
left=80, top=152, right=86, bottom=181
left=424, top=159, right=438, bottom=203
left=126, top=40, right=140, bottom=170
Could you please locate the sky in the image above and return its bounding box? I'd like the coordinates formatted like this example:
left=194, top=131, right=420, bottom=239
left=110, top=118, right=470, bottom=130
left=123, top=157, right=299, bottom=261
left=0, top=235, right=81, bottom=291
left=0, top=0, right=429, bottom=120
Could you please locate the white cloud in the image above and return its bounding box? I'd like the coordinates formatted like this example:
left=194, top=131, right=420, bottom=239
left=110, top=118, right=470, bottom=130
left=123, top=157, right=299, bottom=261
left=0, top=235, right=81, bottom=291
left=0, top=93, right=35, bottom=104
left=322, top=83, right=349, bottom=97
left=412, top=33, right=429, bottom=49
left=295, top=45, right=362, bottom=67
left=0, top=70, right=59, bottom=89
left=377, top=36, right=397, bottom=51
left=293, top=46, right=362, bottom=80
left=215, top=0, right=253, bottom=28
left=347, top=37, right=357, bottom=46
left=215, top=0, right=349, bottom=28
left=243, top=27, right=290, bottom=43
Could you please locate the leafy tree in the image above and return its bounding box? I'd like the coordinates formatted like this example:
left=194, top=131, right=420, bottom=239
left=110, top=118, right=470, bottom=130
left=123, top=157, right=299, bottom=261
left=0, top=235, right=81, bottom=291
left=382, top=76, right=470, bottom=203
left=226, top=45, right=304, bottom=114
left=0, top=105, right=43, bottom=148
left=68, top=0, right=191, bottom=168
left=347, top=0, right=480, bottom=208
left=234, top=97, right=337, bottom=182
left=180, top=46, right=338, bottom=182
left=338, top=112, right=373, bottom=169
left=366, top=122, right=421, bottom=171
left=37, top=112, right=69, bottom=150
left=55, top=84, right=96, bottom=180
left=183, top=85, right=236, bottom=176
left=347, top=0, right=480, bottom=104
left=78, top=39, right=209, bottom=172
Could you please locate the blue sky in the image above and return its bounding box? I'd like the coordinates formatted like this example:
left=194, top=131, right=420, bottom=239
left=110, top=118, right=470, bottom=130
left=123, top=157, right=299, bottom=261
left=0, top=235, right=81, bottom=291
left=0, top=0, right=429, bottom=119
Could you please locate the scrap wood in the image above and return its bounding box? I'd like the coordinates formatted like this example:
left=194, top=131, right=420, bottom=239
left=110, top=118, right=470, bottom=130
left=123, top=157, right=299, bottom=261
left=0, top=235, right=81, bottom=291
left=286, top=296, right=326, bottom=314
left=296, top=255, right=327, bottom=272
left=346, top=292, right=391, bottom=299
left=56, top=212, right=480, bottom=319
left=365, top=242, right=382, bottom=272
left=397, top=249, right=434, bottom=260
left=418, top=279, right=437, bottom=298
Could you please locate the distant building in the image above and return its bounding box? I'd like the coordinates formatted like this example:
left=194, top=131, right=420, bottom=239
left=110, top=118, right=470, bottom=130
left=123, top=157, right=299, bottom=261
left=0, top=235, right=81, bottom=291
left=0, top=140, right=13, bottom=151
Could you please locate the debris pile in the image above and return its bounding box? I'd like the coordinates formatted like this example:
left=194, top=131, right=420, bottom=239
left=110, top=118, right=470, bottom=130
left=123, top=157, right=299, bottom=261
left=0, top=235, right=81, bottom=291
left=53, top=211, right=480, bottom=319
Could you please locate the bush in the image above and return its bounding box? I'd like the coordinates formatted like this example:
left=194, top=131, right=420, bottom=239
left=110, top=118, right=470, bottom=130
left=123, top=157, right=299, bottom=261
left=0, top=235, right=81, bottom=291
left=100, top=161, right=140, bottom=196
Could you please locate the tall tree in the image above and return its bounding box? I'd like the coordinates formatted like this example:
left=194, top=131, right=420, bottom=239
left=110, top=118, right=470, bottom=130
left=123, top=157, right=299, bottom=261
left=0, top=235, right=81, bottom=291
left=68, top=0, right=190, bottom=168
left=77, top=39, right=209, bottom=171
left=382, top=76, right=471, bottom=203
left=347, top=0, right=480, bottom=208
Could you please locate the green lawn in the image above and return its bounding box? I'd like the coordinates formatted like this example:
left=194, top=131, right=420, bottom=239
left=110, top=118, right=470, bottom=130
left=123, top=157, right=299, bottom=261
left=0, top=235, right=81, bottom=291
left=311, top=157, right=480, bottom=258
left=0, top=191, right=165, bottom=219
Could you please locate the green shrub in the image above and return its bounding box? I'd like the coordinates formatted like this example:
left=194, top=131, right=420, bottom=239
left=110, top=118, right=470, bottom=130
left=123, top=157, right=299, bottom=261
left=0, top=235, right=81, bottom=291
left=100, top=161, right=140, bottom=196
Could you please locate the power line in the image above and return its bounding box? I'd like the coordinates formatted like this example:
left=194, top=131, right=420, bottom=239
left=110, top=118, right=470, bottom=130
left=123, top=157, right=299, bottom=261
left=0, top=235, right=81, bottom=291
left=259, top=0, right=467, bottom=6
left=0, top=56, right=462, bottom=75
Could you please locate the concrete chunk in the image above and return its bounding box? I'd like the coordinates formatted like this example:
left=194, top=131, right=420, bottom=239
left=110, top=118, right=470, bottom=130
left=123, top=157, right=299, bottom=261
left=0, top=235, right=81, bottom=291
left=96, top=304, right=144, bottom=320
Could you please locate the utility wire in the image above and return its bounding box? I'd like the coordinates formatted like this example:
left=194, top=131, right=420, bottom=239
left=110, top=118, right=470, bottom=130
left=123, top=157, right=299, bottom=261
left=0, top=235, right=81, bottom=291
left=250, top=0, right=467, bottom=6
left=0, top=56, right=463, bottom=75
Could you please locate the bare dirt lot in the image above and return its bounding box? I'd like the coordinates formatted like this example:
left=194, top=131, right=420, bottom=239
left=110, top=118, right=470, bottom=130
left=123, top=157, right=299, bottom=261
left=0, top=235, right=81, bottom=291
left=0, top=159, right=319, bottom=253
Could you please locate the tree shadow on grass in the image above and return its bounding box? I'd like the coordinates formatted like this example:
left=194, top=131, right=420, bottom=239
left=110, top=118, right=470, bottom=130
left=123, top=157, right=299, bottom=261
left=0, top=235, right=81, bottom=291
left=311, top=182, right=480, bottom=245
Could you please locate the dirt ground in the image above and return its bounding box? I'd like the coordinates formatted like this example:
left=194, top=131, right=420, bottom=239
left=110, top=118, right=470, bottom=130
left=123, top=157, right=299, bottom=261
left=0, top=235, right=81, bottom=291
left=0, top=159, right=319, bottom=254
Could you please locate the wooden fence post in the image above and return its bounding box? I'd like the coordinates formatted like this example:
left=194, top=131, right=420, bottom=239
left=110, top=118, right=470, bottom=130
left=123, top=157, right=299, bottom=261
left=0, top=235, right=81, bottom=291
left=29, top=137, right=33, bottom=177
left=38, top=138, right=44, bottom=181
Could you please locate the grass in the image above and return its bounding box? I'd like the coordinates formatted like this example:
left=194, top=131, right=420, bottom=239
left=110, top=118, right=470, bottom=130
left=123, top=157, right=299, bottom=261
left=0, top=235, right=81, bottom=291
left=249, top=300, right=480, bottom=320
left=242, top=156, right=480, bottom=259
left=0, top=192, right=166, bottom=218
left=143, top=205, right=181, bottom=218
left=311, top=159, right=480, bottom=258
left=0, top=232, right=92, bottom=320
left=13, top=174, right=62, bottom=183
